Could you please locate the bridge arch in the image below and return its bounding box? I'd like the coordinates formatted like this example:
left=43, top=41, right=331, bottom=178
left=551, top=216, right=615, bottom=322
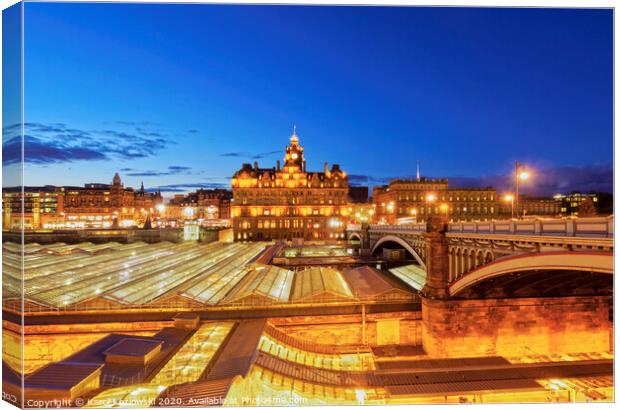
left=347, top=232, right=362, bottom=244
left=449, top=251, right=613, bottom=297
left=371, top=235, right=425, bottom=268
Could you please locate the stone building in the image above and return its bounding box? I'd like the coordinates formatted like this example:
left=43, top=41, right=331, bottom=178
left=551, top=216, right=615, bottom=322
left=231, top=128, right=349, bottom=241
left=168, top=189, right=232, bottom=222
left=497, top=195, right=561, bottom=218
left=2, top=173, right=162, bottom=230
left=372, top=178, right=497, bottom=224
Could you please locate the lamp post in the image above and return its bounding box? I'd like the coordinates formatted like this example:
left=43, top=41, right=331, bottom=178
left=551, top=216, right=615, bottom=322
left=425, top=193, right=436, bottom=222
left=440, top=203, right=448, bottom=218
left=503, top=194, right=514, bottom=219
left=515, top=162, right=529, bottom=219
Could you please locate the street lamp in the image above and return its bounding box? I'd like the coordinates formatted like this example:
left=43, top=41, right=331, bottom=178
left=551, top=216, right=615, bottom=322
left=439, top=203, right=448, bottom=217
left=503, top=194, right=514, bottom=219
left=425, top=193, right=436, bottom=221
left=515, top=162, right=529, bottom=219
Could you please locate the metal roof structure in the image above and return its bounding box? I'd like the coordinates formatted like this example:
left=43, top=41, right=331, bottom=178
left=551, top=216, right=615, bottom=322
left=342, top=266, right=414, bottom=298
left=4, top=241, right=420, bottom=313
left=223, top=265, right=294, bottom=305
left=388, top=263, right=427, bottom=291
left=291, top=267, right=354, bottom=302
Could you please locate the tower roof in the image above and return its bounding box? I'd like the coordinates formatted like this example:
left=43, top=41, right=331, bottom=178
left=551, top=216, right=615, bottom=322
left=112, top=172, right=122, bottom=185
left=290, top=125, right=299, bottom=144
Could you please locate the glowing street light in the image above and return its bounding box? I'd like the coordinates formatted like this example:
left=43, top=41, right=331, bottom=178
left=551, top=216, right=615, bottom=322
left=183, top=207, right=195, bottom=218
left=439, top=203, right=448, bottom=216
left=424, top=194, right=436, bottom=221
left=156, top=203, right=166, bottom=214
left=503, top=194, right=515, bottom=219
left=515, top=162, right=530, bottom=219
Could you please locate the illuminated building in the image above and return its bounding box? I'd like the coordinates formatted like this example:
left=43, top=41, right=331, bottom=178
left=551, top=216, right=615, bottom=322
left=345, top=203, right=375, bottom=225
left=2, top=186, right=65, bottom=231
left=554, top=192, right=605, bottom=216
left=2, top=173, right=162, bottom=230
left=372, top=178, right=497, bottom=224
left=167, top=189, right=232, bottom=225
left=498, top=195, right=561, bottom=217
left=231, top=128, right=348, bottom=241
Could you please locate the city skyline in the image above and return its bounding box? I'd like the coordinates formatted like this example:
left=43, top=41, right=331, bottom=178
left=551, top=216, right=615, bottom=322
left=2, top=3, right=613, bottom=196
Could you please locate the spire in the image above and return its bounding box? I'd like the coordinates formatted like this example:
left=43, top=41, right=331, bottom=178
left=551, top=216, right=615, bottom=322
left=416, top=161, right=420, bottom=181
left=113, top=172, right=122, bottom=186
left=140, top=181, right=145, bottom=194
left=143, top=214, right=152, bottom=230
left=290, top=124, right=299, bottom=144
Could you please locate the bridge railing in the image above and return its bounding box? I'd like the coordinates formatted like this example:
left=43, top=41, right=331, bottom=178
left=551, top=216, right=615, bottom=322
left=346, top=224, right=362, bottom=231
left=367, top=223, right=427, bottom=233
left=362, top=216, right=614, bottom=238
left=447, top=216, right=613, bottom=238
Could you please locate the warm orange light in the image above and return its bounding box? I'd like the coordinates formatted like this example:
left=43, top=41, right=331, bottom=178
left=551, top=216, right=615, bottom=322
left=426, top=193, right=436, bottom=202
left=519, top=171, right=529, bottom=181
left=503, top=194, right=514, bottom=202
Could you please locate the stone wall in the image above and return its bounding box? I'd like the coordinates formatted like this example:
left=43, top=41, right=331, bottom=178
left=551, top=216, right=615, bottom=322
left=421, top=295, right=612, bottom=358
left=270, top=311, right=422, bottom=346
left=3, top=320, right=169, bottom=374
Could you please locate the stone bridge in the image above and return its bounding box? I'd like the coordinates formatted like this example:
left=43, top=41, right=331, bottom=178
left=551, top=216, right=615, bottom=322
left=348, top=216, right=614, bottom=357
left=347, top=216, right=613, bottom=299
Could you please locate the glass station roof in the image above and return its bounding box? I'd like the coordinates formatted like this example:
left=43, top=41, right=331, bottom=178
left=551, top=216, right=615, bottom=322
left=3, top=241, right=419, bottom=309
left=388, top=264, right=427, bottom=291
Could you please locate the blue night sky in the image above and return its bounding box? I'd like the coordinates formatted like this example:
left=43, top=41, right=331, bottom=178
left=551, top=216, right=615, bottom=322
left=3, top=3, right=613, bottom=196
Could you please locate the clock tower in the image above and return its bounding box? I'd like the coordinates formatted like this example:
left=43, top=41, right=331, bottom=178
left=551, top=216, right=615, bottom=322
left=284, top=126, right=304, bottom=168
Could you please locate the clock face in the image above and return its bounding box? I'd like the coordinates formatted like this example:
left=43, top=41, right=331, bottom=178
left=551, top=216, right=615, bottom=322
left=292, top=153, right=298, bottom=160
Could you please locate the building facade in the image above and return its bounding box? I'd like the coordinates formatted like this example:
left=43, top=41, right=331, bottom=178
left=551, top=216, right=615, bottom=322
left=497, top=195, right=561, bottom=218
left=2, top=173, right=163, bottom=230
left=372, top=178, right=497, bottom=224
left=231, top=129, right=349, bottom=241
left=166, top=189, right=232, bottom=225
left=555, top=192, right=604, bottom=216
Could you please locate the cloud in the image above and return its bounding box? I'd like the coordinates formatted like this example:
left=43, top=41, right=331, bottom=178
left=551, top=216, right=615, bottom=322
left=348, top=174, right=390, bottom=187
left=186, top=129, right=198, bottom=134
left=2, top=122, right=174, bottom=165
left=145, top=181, right=230, bottom=193
left=220, top=150, right=280, bottom=160
left=3, top=135, right=108, bottom=165
left=353, top=164, right=613, bottom=195
left=126, top=165, right=193, bottom=177
left=448, top=163, right=613, bottom=195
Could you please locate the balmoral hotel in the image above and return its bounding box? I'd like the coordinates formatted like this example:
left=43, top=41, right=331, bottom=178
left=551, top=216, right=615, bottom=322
left=231, top=128, right=349, bottom=241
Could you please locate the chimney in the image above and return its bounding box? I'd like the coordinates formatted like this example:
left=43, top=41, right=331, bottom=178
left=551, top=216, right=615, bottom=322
left=277, top=160, right=281, bottom=171
left=324, top=162, right=329, bottom=174
left=254, top=161, right=258, bottom=171
left=303, top=160, right=306, bottom=172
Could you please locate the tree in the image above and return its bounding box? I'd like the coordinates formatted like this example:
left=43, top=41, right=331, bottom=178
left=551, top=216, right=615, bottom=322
left=578, top=197, right=597, bottom=217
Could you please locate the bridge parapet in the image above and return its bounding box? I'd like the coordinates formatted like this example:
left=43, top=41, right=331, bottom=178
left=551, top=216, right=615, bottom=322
left=368, top=223, right=426, bottom=234
left=361, top=216, right=613, bottom=238
left=447, top=216, right=613, bottom=238
left=346, top=224, right=362, bottom=232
